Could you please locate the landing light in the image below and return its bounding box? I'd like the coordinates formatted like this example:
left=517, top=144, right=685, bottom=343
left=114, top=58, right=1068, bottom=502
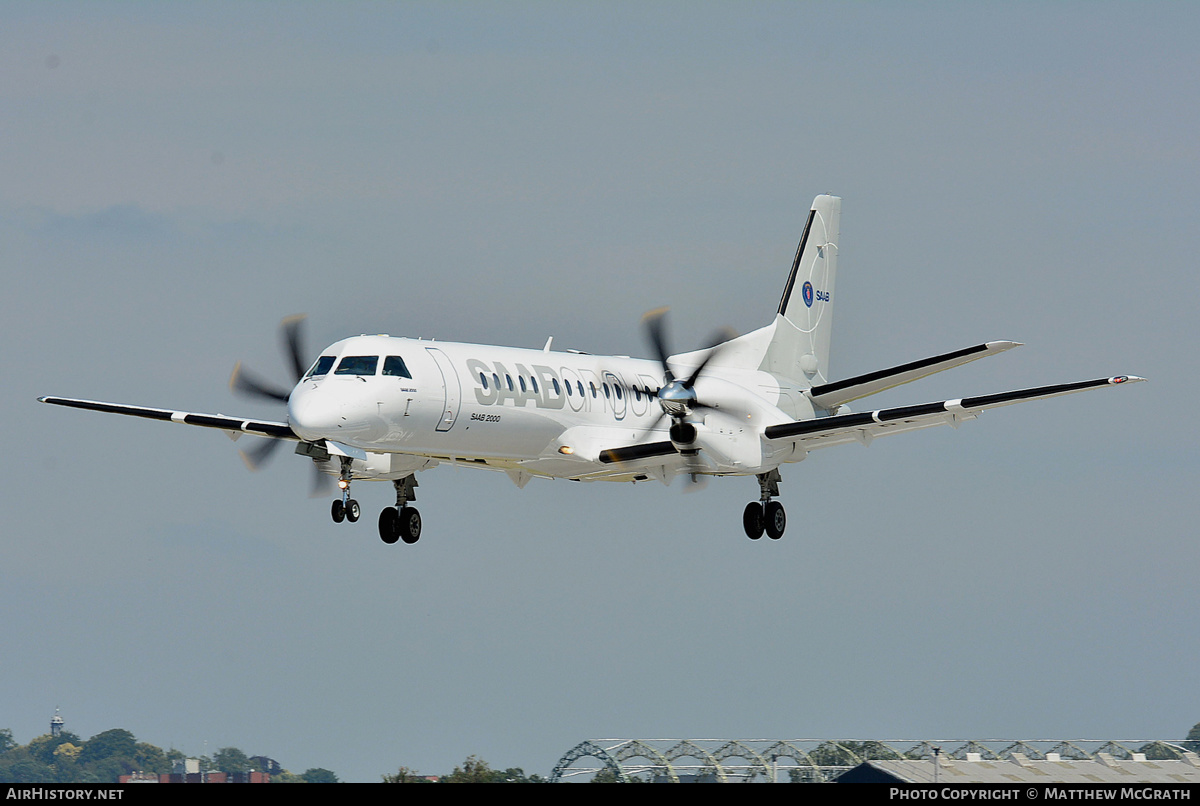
left=558, top=446, right=574, bottom=455
left=337, top=479, right=349, bottom=490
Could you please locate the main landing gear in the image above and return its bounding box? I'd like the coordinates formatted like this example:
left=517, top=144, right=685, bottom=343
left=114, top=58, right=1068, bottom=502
left=743, top=469, right=786, bottom=540
left=378, top=476, right=421, bottom=545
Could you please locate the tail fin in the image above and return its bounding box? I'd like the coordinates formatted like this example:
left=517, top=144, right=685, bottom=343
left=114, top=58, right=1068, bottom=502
left=765, top=194, right=841, bottom=385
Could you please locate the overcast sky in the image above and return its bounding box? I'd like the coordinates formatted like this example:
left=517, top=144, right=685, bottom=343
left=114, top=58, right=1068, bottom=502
left=3, top=1, right=1197, bottom=782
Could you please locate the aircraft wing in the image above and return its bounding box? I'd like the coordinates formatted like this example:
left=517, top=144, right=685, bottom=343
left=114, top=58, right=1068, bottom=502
left=767, top=375, right=1144, bottom=450
left=38, top=396, right=298, bottom=440
left=808, top=341, right=1021, bottom=410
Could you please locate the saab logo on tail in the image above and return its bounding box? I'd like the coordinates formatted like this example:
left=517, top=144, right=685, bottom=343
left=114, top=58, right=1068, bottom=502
left=802, top=282, right=829, bottom=308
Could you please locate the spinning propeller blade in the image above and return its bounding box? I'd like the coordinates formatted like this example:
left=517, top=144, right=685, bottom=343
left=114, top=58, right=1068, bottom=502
left=624, top=308, right=741, bottom=481
left=229, top=314, right=310, bottom=472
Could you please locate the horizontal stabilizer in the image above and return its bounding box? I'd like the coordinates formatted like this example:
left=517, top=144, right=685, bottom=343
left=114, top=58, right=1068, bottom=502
left=38, top=396, right=297, bottom=440
left=767, top=375, right=1144, bottom=446
left=809, top=341, right=1021, bottom=410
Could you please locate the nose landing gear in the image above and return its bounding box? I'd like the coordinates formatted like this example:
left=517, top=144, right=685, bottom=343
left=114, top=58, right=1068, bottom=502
left=330, top=457, right=361, bottom=524
left=743, top=469, right=786, bottom=540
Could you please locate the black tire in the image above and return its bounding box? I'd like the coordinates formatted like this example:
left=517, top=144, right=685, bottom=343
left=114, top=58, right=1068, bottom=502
left=331, top=499, right=345, bottom=524
left=400, top=506, right=422, bottom=544
left=378, top=507, right=400, bottom=544
left=346, top=499, right=361, bottom=523
left=765, top=501, right=786, bottom=540
left=743, top=502, right=764, bottom=540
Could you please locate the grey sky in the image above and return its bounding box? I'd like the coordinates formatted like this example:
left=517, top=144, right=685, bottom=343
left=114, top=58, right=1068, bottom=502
left=3, top=2, right=1196, bottom=781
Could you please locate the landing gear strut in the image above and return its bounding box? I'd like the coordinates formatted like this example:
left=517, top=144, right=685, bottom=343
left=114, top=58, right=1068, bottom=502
left=378, top=475, right=421, bottom=545
left=331, top=457, right=360, bottom=524
left=743, top=469, right=786, bottom=540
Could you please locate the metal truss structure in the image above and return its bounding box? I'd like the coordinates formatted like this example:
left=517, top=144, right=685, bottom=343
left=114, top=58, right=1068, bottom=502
left=549, top=738, right=1195, bottom=783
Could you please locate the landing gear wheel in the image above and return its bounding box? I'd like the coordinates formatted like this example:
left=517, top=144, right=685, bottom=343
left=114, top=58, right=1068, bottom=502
left=743, top=502, right=764, bottom=540
left=331, top=499, right=345, bottom=523
left=765, top=501, right=786, bottom=540
left=399, top=506, right=422, bottom=544
left=345, top=499, right=361, bottom=523
left=378, top=507, right=400, bottom=544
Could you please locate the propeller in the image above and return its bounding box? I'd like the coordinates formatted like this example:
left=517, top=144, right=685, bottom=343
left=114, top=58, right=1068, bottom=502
left=642, top=308, right=736, bottom=425
left=229, top=313, right=308, bottom=403
left=639, top=308, right=738, bottom=482
left=228, top=314, right=328, bottom=495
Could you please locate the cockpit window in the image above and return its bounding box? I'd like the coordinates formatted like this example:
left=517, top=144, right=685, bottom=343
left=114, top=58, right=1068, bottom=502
left=334, top=355, right=379, bottom=376
left=305, top=356, right=337, bottom=378
left=383, top=356, right=412, bottom=378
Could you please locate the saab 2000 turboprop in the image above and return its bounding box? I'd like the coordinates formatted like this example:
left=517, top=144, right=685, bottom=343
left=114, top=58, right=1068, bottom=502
left=40, top=195, right=1144, bottom=544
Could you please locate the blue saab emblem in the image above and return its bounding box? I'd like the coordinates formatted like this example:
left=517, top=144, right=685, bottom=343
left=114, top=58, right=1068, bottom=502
left=802, top=281, right=814, bottom=308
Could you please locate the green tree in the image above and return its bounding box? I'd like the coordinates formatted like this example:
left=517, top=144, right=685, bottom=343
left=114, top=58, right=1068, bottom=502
left=27, top=733, right=82, bottom=765
left=133, top=742, right=169, bottom=774
left=213, top=747, right=251, bottom=774
left=382, top=766, right=430, bottom=783
left=1186, top=722, right=1200, bottom=754
left=300, top=767, right=339, bottom=783
left=271, top=769, right=306, bottom=783
left=0, top=729, right=15, bottom=756
left=0, top=752, right=54, bottom=784
left=440, top=756, right=542, bottom=783
left=441, top=755, right=497, bottom=783
left=79, top=729, right=137, bottom=766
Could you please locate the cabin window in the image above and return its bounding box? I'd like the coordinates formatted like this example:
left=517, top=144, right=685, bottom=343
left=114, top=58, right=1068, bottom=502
left=614, top=384, right=623, bottom=400
left=480, top=373, right=488, bottom=389
left=492, top=373, right=500, bottom=390
left=530, top=377, right=539, bottom=394
left=633, top=386, right=641, bottom=402
left=383, top=356, right=412, bottom=378
left=602, top=383, right=610, bottom=399
left=577, top=381, right=584, bottom=397
left=589, top=382, right=597, bottom=398
left=506, top=375, right=514, bottom=391
left=305, top=356, right=336, bottom=378
left=552, top=378, right=561, bottom=395
left=334, top=355, right=379, bottom=376
left=519, top=376, right=527, bottom=393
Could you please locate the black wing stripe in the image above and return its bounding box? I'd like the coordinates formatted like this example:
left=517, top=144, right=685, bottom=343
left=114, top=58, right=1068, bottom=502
left=959, top=378, right=1111, bottom=409
left=39, top=397, right=297, bottom=440
left=764, top=411, right=873, bottom=439
left=40, top=397, right=176, bottom=422
left=598, top=441, right=677, bottom=464
left=766, top=377, right=1129, bottom=441
left=810, top=343, right=992, bottom=399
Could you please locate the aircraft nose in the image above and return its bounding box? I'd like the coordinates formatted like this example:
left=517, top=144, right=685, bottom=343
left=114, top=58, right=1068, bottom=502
left=288, top=387, right=343, bottom=441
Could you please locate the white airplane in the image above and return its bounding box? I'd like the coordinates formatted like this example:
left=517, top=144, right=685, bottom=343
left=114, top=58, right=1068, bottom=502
left=40, top=195, right=1143, bottom=544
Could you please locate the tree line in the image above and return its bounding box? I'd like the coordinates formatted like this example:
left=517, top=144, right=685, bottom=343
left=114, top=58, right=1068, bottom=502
left=0, top=727, right=336, bottom=783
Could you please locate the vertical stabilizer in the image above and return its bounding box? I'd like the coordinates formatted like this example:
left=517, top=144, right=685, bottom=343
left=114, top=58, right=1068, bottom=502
left=766, top=194, right=841, bottom=386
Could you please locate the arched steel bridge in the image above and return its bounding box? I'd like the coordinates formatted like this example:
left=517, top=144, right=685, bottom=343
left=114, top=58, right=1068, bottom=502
left=549, top=738, right=1194, bottom=782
